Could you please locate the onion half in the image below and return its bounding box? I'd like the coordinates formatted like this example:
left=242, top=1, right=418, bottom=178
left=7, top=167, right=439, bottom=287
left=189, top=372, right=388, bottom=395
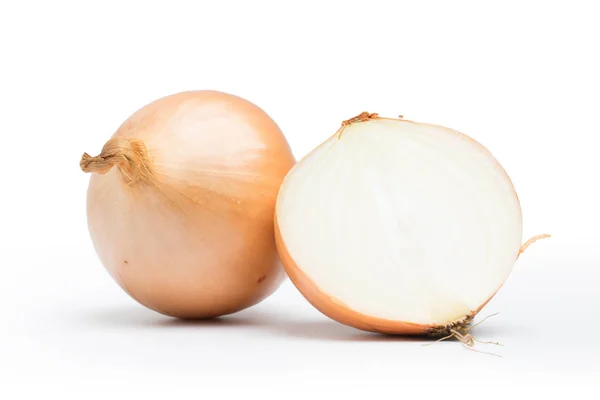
left=275, top=112, right=547, bottom=336
left=81, top=90, right=295, bottom=318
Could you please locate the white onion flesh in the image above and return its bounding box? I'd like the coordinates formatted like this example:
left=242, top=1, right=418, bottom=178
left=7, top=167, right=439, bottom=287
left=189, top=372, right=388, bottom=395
left=276, top=118, right=523, bottom=326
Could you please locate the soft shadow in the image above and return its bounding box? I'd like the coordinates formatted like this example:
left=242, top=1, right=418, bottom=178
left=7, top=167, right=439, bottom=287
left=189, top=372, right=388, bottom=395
left=271, top=319, right=424, bottom=342
left=71, top=305, right=266, bottom=329
left=74, top=305, right=500, bottom=344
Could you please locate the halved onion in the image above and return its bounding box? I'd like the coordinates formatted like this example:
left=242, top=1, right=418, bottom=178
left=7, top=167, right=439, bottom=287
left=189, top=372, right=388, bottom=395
left=275, top=112, right=547, bottom=336
left=81, top=90, right=295, bottom=318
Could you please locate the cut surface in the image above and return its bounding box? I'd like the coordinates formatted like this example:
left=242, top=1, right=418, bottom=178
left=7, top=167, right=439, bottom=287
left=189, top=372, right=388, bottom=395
left=276, top=119, right=523, bottom=326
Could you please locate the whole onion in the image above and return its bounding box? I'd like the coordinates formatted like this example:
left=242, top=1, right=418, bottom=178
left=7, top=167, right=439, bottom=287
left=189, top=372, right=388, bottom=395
left=80, top=90, right=295, bottom=318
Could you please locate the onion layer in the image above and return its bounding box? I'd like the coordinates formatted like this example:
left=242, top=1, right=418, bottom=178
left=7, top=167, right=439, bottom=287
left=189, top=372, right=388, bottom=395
left=81, top=90, right=295, bottom=318
left=275, top=112, right=546, bottom=335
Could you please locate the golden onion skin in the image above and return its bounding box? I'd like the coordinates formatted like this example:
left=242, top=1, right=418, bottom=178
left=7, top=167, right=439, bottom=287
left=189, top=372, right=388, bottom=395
left=82, top=91, right=295, bottom=318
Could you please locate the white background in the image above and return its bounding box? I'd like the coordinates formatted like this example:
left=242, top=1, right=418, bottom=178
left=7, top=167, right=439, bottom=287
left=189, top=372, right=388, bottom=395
left=1, top=0, right=599, bottom=397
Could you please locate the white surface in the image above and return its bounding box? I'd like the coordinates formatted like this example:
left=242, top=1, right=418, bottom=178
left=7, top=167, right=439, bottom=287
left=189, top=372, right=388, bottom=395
left=277, top=119, right=523, bottom=324
left=1, top=0, right=599, bottom=397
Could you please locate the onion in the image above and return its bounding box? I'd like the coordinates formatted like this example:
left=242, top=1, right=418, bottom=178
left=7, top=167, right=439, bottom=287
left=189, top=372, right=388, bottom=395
left=275, top=112, right=548, bottom=338
left=80, top=90, right=295, bottom=318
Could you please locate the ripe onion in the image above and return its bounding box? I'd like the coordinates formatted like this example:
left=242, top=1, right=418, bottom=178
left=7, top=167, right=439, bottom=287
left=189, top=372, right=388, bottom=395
left=80, top=90, right=295, bottom=318
left=275, top=112, right=548, bottom=336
